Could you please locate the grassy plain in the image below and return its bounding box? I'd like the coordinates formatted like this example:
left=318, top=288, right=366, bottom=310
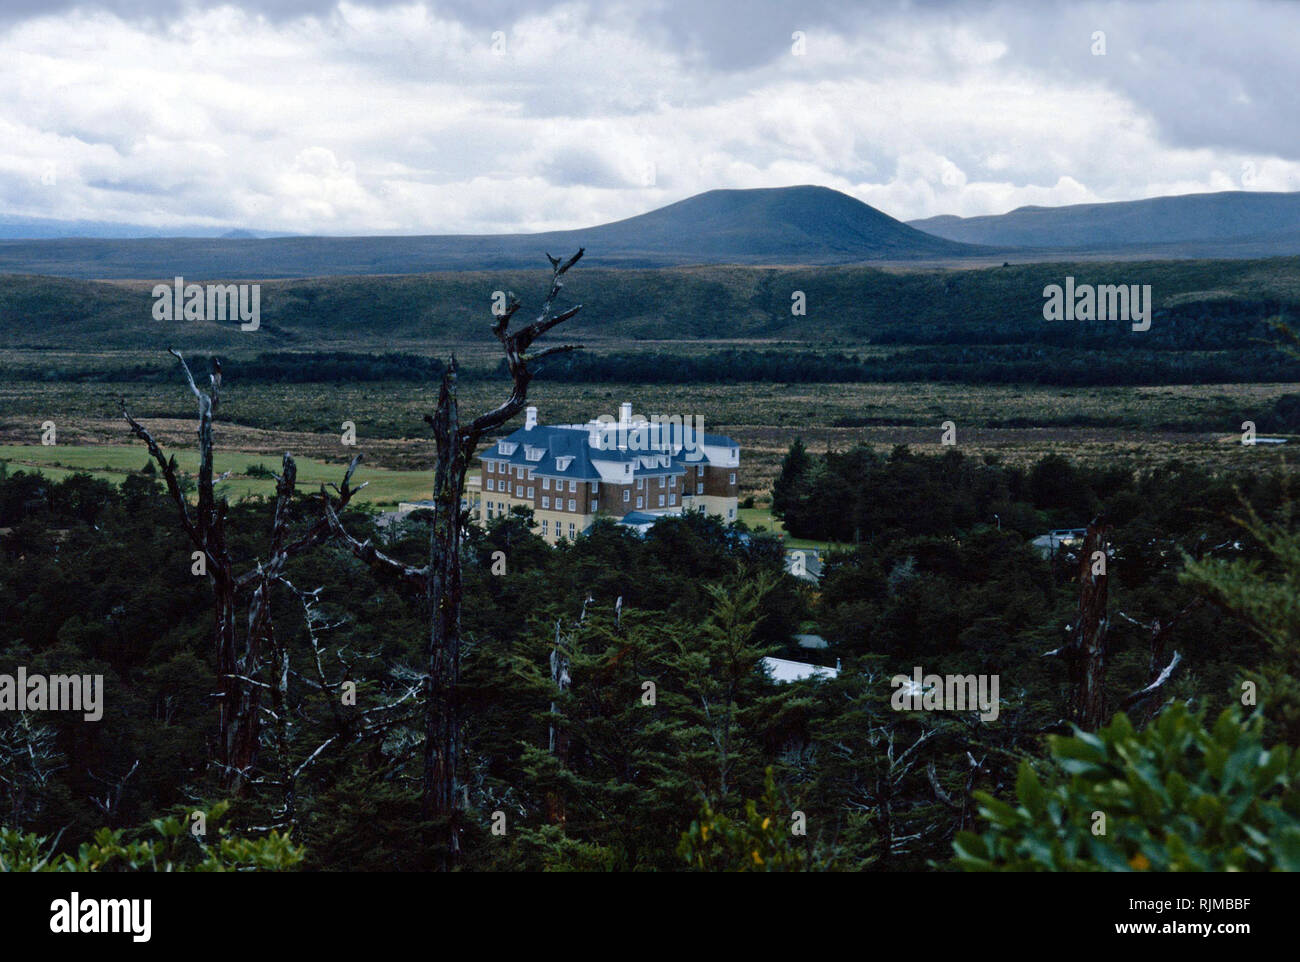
left=0, top=443, right=447, bottom=506
left=3, top=374, right=1296, bottom=504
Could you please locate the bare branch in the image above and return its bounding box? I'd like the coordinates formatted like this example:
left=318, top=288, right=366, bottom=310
left=121, top=400, right=201, bottom=549
left=1121, top=651, right=1184, bottom=710
left=321, top=497, right=430, bottom=587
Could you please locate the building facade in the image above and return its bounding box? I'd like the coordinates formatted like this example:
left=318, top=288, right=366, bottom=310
left=477, top=402, right=740, bottom=544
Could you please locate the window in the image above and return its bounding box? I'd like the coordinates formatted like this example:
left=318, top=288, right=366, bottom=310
left=636, top=497, right=643, bottom=509
left=622, top=490, right=630, bottom=502
left=728, top=508, right=735, bottom=519
left=568, top=522, right=575, bottom=539
left=670, top=494, right=676, bottom=505
left=697, top=483, right=704, bottom=495
left=636, top=479, right=644, bottom=490
left=486, top=506, right=493, bottom=519
left=658, top=494, right=665, bottom=507
left=542, top=496, right=550, bottom=509
left=541, top=520, right=548, bottom=535
left=697, top=465, right=704, bottom=475
left=729, top=472, right=736, bottom=485
left=590, top=500, right=598, bottom=512
left=568, top=499, right=576, bottom=511
left=543, top=477, right=550, bottom=490
left=659, top=477, right=665, bottom=488
left=484, top=460, right=493, bottom=472
left=591, top=481, right=599, bottom=493
left=669, top=476, right=675, bottom=487
left=568, top=480, right=576, bottom=492
left=527, top=487, right=534, bottom=498
left=486, top=479, right=494, bottom=491
left=515, top=486, right=523, bottom=498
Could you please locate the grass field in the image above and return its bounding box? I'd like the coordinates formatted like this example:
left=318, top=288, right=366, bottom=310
left=0, top=444, right=446, bottom=506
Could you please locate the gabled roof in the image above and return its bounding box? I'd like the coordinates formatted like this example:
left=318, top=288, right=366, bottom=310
left=481, top=425, right=603, bottom=480
left=481, top=418, right=729, bottom=480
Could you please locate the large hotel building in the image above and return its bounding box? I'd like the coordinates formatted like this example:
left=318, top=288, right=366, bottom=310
left=477, top=402, right=740, bottom=544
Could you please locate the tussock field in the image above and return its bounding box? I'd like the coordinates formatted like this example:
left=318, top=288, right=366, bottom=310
left=3, top=378, right=1296, bottom=501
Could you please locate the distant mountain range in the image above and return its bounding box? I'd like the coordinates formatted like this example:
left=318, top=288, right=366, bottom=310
left=1, top=186, right=1299, bottom=279
left=0, top=216, right=289, bottom=241
left=0, top=186, right=979, bottom=279
left=908, top=190, right=1300, bottom=256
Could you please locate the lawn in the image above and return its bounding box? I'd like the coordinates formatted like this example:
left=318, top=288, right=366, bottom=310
left=737, top=506, right=848, bottom=552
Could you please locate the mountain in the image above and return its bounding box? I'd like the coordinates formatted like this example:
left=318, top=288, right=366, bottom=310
left=909, top=190, right=1300, bottom=255
left=0, top=217, right=290, bottom=241
left=0, top=186, right=981, bottom=279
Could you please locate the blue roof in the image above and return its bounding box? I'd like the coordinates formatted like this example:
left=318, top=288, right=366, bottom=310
left=480, top=425, right=603, bottom=480
left=480, top=419, right=730, bottom=481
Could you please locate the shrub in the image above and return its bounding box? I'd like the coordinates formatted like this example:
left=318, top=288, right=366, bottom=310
left=0, top=802, right=305, bottom=872
left=953, top=704, right=1300, bottom=871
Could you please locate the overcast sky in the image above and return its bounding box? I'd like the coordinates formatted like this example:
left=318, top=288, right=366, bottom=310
left=3, top=0, right=1298, bottom=234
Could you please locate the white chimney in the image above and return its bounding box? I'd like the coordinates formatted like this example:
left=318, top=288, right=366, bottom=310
left=525, top=406, right=537, bottom=430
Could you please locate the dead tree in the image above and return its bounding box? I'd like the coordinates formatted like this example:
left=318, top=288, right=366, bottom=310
left=249, top=577, right=423, bottom=829
left=545, top=595, right=592, bottom=827
left=1045, top=515, right=1201, bottom=731
left=324, top=250, right=586, bottom=860
left=88, top=759, right=139, bottom=824
left=123, top=350, right=363, bottom=789
left=0, top=714, right=65, bottom=829
left=835, top=724, right=937, bottom=868
left=1042, top=515, right=1111, bottom=730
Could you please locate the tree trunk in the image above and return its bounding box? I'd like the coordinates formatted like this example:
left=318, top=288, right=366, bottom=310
left=1067, top=517, right=1111, bottom=731
left=319, top=250, right=587, bottom=868
left=423, top=366, right=467, bottom=860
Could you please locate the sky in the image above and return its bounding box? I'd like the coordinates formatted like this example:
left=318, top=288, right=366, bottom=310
left=3, top=0, right=1299, bottom=235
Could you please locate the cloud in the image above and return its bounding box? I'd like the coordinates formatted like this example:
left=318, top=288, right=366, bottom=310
left=1, top=0, right=1297, bottom=234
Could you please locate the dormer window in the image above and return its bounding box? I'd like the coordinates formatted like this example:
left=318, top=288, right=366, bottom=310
left=556, top=456, right=574, bottom=472
left=524, top=445, right=544, bottom=462
left=499, top=442, right=517, bottom=456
